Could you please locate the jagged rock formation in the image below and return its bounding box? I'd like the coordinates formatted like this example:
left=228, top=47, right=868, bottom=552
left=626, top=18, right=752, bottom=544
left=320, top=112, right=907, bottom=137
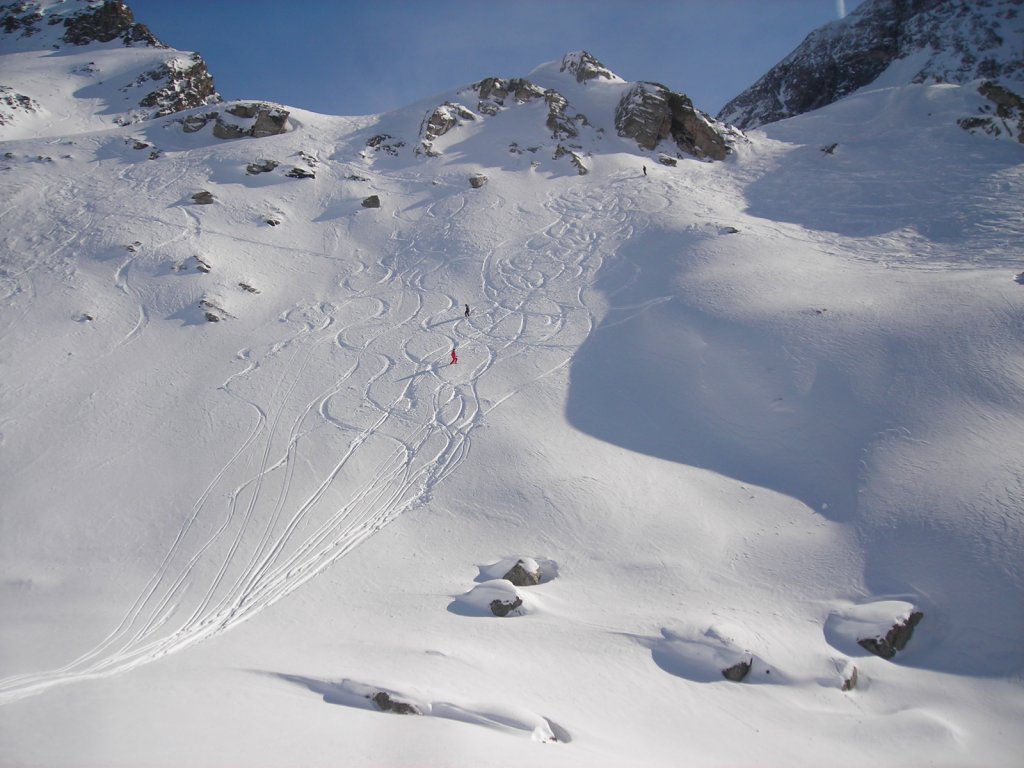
left=0, top=84, right=36, bottom=125
left=559, top=50, right=621, bottom=84
left=366, top=134, right=405, bottom=156
left=2, top=0, right=157, bottom=46
left=418, top=102, right=476, bottom=156
left=136, top=55, right=218, bottom=119
left=475, top=77, right=546, bottom=115
left=857, top=611, right=924, bottom=660
left=0, top=0, right=221, bottom=130
left=554, top=143, right=588, bottom=174
left=60, top=0, right=160, bottom=47
left=718, top=0, right=1024, bottom=129
left=959, top=80, right=1024, bottom=142
left=391, top=50, right=736, bottom=169
left=181, top=103, right=290, bottom=140
left=616, top=82, right=732, bottom=160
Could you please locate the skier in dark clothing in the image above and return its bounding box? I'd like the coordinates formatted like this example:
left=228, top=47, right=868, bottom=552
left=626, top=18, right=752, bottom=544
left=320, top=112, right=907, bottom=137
left=642, top=165, right=647, bottom=176
left=464, top=303, right=470, bottom=317
left=450, top=348, right=458, bottom=365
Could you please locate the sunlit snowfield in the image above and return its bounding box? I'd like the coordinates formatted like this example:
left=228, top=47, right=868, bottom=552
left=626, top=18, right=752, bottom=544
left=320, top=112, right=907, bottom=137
left=1, top=13, right=1023, bottom=767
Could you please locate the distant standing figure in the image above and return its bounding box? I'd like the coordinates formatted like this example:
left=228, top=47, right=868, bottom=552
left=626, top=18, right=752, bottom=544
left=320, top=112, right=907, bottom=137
left=642, top=165, right=647, bottom=176
left=450, top=348, right=458, bottom=365
left=464, top=303, right=470, bottom=317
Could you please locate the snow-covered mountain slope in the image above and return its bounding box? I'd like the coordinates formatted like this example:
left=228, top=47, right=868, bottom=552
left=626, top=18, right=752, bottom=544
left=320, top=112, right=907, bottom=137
left=718, top=0, right=1024, bottom=136
left=1, top=5, right=1023, bottom=767
left=0, top=0, right=219, bottom=139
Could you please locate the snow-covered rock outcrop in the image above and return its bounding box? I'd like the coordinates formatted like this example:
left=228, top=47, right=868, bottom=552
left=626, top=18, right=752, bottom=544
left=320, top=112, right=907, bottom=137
left=0, top=0, right=220, bottom=136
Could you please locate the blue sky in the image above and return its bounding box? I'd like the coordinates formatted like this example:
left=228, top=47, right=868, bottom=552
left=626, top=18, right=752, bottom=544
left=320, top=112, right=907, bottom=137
left=126, top=0, right=865, bottom=118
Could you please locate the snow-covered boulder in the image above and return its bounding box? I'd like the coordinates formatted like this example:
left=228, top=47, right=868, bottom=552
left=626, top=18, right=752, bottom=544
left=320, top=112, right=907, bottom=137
left=825, top=600, right=924, bottom=660
left=450, top=579, right=531, bottom=617
left=501, top=558, right=541, bottom=587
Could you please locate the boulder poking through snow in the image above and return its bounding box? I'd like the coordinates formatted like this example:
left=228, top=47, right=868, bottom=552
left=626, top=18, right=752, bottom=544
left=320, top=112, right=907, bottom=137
left=449, top=579, right=531, bottom=618
left=371, top=691, right=420, bottom=715
left=469, top=173, right=488, bottom=189
left=502, top=558, right=541, bottom=587
left=825, top=600, right=924, bottom=661
left=721, top=658, right=752, bottom=683
left=857, top=611, right=924, bottom=660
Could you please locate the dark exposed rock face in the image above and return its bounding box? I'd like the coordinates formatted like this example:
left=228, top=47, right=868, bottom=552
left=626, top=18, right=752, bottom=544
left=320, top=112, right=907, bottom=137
left=959, top=81, right=1024, bottom=142
left=857, top=611, right=924, bottom=660
left=191, top=190, right=214, bottom=205
left=475, top=76, right=546, bottom=115
left=61, top=0, right=160, bottom=47
left=418, top=102, right=476, bottom=156
left=554, top=143, right=588, bottom=174
left=502, top=559, right=541, bottom=587
left=1, top=3, right=44, bottom=37
left=1, top=1, right=221, bottom=124
left=139, top=55, right=218, bottom=118
left=227, top=103, right=290, bottom=138
left=721, top=658, right=752, bottom=682
left=471, top=75, right=588, bottom=141
left=371, top=691, right=420, bottom=715
left=361, top=194, right=380, bottom=208
left=1, top=0, right=159, bottom=46
left=718, top=0, right=1024, bottom=129
left=489, top=596, right=523, bottom=617
left=468, top=173, right=487, bottom=189
left=366, top=134, right=405, bottom=156
left=181, top=103, right=290, bottom=140
left=246, top=159, right=279, bottom=175
left=616, top=82, right=731, bottom=160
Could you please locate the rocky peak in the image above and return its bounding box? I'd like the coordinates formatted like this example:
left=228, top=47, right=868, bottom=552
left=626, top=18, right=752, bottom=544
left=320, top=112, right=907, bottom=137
left=559, top=50, right=621, bottom=84
left=62, top=0, right=160, bottom=47
left=1, top=0, right=161, bottom=47
left=718, top=0, right=1024, bottom=130
left=616, top=82, right=737, bottom=161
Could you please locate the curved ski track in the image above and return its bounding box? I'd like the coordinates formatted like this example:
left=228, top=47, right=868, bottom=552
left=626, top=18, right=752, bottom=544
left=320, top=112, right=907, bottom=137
left=0, top=172, right=656, bottom=704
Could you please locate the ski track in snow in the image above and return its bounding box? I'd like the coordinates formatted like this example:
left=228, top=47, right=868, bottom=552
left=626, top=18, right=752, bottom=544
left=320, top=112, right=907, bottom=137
left=0, top=171, right=646, bottom=703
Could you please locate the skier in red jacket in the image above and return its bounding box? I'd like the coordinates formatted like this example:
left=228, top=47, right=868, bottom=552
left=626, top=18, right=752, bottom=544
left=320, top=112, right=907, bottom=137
left=450, top=348, right=458, bottom=365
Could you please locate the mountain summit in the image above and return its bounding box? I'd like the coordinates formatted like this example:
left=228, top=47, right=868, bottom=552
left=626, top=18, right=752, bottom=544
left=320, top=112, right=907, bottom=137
left=718, top=0, right=1024, bottom=135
